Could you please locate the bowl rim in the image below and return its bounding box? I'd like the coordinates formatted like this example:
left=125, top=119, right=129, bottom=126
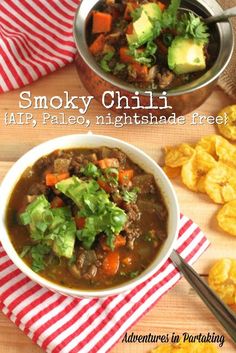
left=73, top=0, right=234, bottom=97
left=0, top=133, right=180, bottom=298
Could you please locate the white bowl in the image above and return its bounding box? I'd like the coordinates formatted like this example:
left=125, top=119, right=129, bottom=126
left=0, top=134, right=179, bottom=298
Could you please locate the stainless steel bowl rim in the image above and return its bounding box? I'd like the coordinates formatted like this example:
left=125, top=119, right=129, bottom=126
left=73, top=0, right=234, bottom=97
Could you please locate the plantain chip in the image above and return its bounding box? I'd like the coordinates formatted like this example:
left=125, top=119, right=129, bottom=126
left=197, top=175, right=207, bottom=194
left=217, top=105, right=236, bottom=141
left=164, top=143, right=195, bottom=168
left=181, top=147, right=217, bottom=193
left=151, top=342, right=218, bottom=353
left=215, top=136, right=236, bottom=169
left=163, top=165, right=181, bottom=179
left=217, top=200, right=236, bottom=236
left=205, top=163, right=236, bottom=204
left=197, top=134, right=219, bottom=158
left=208, top=258, right=236, bottom=305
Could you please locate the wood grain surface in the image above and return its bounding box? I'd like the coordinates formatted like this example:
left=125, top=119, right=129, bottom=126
left=0, top=63, right=235, bottom=353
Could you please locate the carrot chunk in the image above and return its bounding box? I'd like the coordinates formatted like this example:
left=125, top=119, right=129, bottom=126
left=119, top=47, right=135, bottom=64
left=100, top=234, right=126, bottom=251
left=118, top=169, right=134, bottom=185
left=114, top=234, right=126, bottom=248
left=75, top=217, right=86, bottom=229
left=130, top=63, right=149, bottom=81
left=89, top=34, right=105, bottom=55
left=102, top=251, right=120, bottom=276
left=157, top=1, right=166, bottom=11
left=97, top=179, right=112, bottom=193
left=92, top=12, right=112, bottom=33
left=50, top=197, right=64, bottom=208
left=45, top=172, right=70, bottom=187
left=126, top=23, right=134, bottom=35
left=97, top=158, right=119, bottom=169
left=119, top=47, right=145, bottom=64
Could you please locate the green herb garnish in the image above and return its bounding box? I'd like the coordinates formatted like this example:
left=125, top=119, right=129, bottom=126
left=100, top=51, right=114, bottom=73
left=104, top=167, right=119, bottom=186
left=122, top=187, right=139, bottom=204
left=56, top=176, right=127, bottom=250
left=19, top=195, right=76, bottom=260
left=177, top=12, right=210, bottom=44
left=114, top=63, right=126, bottom=74
left=129, top=40, right=157, bottom=66
left=130, top=271, right=140, bottom=279
left=131, top=7, right=143, bottom=21
left=30, top=244, right=51, bottom=272
left=161, top=0, right=181, bottom=29
left=80, top=162, right=102, bottom=178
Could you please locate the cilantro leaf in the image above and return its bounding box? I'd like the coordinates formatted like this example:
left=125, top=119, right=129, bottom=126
left=114, top=63, right=126, bottom=74
left=104, top=167, right=119, bottom=186
left=20, top=245, right=31, bottom=258
left=161, top=0, right=181, bottom=29
left=80, top=163, right=102, bottom=178
left=122, top=187, right=139, bottom=204
left=177, top=12, right=209, bottom=44
left=131, top=7, right=143, bottom=21
left=100, top=51, right=114, bottom=73
left=77, top=204, right=127, bottom=250
left=129, top=40, right=157, bottom=66
left=129, top=271, right=140, bottom=279
left=30, top=244, right=51, bottom=273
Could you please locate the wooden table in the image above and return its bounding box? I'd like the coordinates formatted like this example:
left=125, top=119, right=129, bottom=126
left=0, top=64, right=235, bottom=353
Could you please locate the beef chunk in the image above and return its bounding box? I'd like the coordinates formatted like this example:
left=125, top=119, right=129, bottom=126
left=34, top=155, right=54, bottom=172
left=105, top=32, right=121, bottom=45
left=111, top=192, right=123, bottom=206
left=53, top=158, right=71, bottom=174
left=124, top=226, right=142, bottom=250
left=110, top=149, right=127, bottom=168
left=123, top=203, right=141, bottom=224
left=69, top=153, right=98, bottom=175
left=69, top=155, right=85, bottom=175
left=132, top=174, right=156, bottom=194
left=28, top=182, right=49, bottom=196
left=83, top=265, right=98, bottom=280
left=98, top=147, right=113, bottom=159
left=69, top=250, right=100, bottom=281
left=157, top=70, right=175, bottom=89
left=88, top=153, right=98, bottom=162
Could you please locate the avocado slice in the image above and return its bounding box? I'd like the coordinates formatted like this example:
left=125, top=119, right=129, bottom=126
left=142, top=3, right=162, bottom=21
left=126, top=11, right=153, bottom=46
left=168, top=37, right=206, bottom=75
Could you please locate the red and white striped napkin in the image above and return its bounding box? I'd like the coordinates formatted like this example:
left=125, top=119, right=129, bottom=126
left=0, top=0, right=78, bottom=93
left=0, top=214, right=209, bottom=353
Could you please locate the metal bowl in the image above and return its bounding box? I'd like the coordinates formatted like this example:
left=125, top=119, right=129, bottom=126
left=74, top=0, right=234, bottom=116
